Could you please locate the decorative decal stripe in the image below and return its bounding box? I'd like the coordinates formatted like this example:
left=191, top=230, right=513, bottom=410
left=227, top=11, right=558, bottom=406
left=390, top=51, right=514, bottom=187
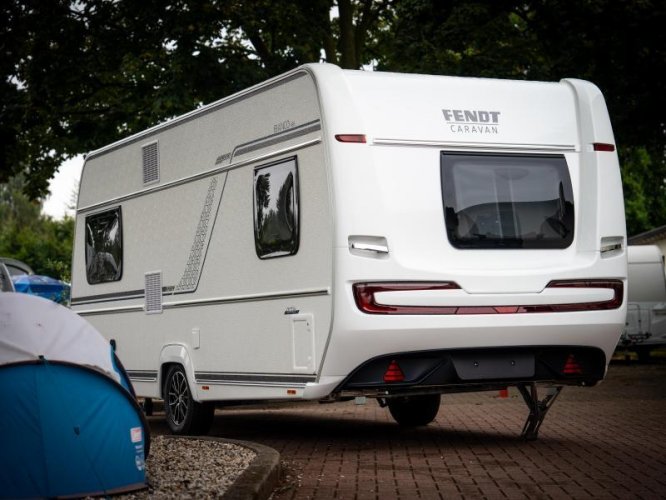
left=175, top=175, right=225, bottom=292
left=74, top=288, right=330, bottom=313
left=71, top=286, right=174, bottom=306
left=231, top=121, right=322, bottom=159
left=195, top=372, right=316, bottom=385
left=77, top=138, right=321, bottom=215
left=126, top=370, right=158, bottom=381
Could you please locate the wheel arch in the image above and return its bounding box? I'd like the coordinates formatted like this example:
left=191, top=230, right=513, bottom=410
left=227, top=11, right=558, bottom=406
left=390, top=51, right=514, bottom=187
left=158, top=343, right=199, bottom=401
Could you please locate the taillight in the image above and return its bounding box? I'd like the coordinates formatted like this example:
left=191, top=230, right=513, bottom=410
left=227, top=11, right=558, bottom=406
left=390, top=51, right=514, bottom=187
left=543, top=280, right=623, bottom=311
left=563, top=354, right=583, bottom=375
left=353, top=282, right=460, bottom=315
left=352, top=280, right=623, bottom=315
left=593, top=143, right=615, bottom=152
left=383, top=360, right=405, bottom=383
left=335, top=134, right=366, bottom=143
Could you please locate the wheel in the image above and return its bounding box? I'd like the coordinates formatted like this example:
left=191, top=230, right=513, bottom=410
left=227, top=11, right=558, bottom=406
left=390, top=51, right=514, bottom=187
left=388, top=394, right=441, bottom=427
left=164, top=365, right=214, bottom=435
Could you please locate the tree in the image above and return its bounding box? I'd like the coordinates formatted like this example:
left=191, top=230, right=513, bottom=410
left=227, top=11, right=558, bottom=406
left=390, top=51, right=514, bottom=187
left=0, top=175, right=74, bottom=281
left=1, top=0, right=394, bottom=200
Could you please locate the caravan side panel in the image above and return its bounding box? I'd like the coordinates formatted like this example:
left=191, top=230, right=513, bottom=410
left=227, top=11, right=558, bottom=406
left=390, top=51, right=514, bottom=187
left=72, top=71, right=334, bottom=401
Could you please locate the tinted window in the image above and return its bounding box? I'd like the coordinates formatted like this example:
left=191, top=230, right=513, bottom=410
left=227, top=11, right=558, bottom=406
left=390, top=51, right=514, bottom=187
left=441, top=153, right=574, bottom=249
left=85, top=208, right=123, bottom=283
left=253, top=158, right=299, bottom=258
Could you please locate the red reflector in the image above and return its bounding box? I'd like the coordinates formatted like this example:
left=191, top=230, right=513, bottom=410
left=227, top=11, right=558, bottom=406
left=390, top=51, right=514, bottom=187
left=335, top=134, right=366, bottom=143
left=383, top=360, right=405, bottom=383
left=563, top=354, right=583, bottom=375
left=593, top=143, right=615, bottom=152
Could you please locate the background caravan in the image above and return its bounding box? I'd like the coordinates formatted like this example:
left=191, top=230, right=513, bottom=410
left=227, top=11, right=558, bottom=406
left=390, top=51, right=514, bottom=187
left=619, top=245, right=666, bottom=361
left=71, top=63, right=627, bottom=439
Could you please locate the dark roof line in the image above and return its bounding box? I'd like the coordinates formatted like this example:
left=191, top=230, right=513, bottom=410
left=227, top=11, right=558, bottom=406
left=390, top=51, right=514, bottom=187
left=629, top=224, right=666, bottom=244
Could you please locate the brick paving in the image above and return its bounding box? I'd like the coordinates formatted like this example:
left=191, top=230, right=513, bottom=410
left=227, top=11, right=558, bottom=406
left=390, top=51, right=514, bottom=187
left=154, top=362, right=666, bottom=499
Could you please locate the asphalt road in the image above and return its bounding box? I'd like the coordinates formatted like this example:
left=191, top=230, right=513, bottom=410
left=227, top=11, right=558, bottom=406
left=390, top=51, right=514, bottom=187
left=149, top=360, right=666, bottom=499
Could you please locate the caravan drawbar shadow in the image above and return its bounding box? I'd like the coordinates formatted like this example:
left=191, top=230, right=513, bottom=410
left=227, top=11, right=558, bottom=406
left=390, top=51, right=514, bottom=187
left=71, top=63, right=627, bottom=439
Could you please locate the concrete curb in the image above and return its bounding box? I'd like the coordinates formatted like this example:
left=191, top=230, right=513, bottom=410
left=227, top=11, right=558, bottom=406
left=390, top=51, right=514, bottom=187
left=222, top=439, right=281, bottom=500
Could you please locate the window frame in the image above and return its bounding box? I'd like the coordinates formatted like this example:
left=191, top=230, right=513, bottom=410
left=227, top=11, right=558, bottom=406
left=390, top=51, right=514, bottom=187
left=441, top=151, right=575, bottom=250
left=84, top=206, right=124, bottom=284
left=253, top=156, right=301, bottom=259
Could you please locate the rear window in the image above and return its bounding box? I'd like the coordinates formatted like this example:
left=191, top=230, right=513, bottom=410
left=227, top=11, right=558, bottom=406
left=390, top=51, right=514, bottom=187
left=441, top=153, right=574, bottom=249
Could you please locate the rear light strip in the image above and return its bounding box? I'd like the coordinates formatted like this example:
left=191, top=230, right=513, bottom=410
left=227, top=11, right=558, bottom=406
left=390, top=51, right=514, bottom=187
left=353, top=280, right=623, bottom=315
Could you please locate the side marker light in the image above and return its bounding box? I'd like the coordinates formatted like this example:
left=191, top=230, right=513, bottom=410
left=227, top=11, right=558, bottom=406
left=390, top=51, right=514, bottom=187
left=335, top=134, right=367, bottom=143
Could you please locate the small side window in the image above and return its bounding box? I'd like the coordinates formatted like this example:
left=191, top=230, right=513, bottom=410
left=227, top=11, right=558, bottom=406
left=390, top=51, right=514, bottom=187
left=85, top=207, right=123, bottom=284
left=253, top=158, right=300, bottom=259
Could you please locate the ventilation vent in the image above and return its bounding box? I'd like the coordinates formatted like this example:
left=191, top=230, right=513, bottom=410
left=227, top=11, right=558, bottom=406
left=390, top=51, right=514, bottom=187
left=142, top=141, right=159, bottom=185
left=144, top=271, right=162, bottom=314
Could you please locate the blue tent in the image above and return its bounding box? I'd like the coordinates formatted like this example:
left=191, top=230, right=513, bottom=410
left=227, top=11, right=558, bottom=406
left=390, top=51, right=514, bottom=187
left=0, top=293, right=149, bottom=498
left=11, top=274, right=71, bottom=304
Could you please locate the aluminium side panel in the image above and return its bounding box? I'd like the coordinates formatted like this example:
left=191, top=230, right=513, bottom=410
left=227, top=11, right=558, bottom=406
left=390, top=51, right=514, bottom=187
left=72, top=70, right=334, bottom=401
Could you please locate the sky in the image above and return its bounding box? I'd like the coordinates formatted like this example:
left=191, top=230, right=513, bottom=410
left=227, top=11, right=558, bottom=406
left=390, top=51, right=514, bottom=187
left=42, top=155, right=84, bottom=219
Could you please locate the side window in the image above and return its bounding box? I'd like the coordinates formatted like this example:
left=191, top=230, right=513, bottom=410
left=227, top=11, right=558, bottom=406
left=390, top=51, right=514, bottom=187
left=253, top=157, right=300, bottom=259
left=85, top=207, right=123, bottom=284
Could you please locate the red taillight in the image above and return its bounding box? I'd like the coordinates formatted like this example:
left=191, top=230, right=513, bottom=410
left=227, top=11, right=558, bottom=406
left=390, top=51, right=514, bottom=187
left=544, top=280, right=623, bottom=311
left=563, top=354, right=583, bottom=375
left=335, top=134, right=366, bottom=143
left=593, top=142, right=615, bottom=152
left=353, top=282, right=460, bottom=315
left=383, top=360, right=405, bottom=383
left=352, top=280, right=623, bottom=315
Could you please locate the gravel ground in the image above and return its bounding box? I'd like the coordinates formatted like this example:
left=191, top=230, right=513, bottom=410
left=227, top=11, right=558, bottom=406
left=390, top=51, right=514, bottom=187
left=120, top=435, right=256, bottom=499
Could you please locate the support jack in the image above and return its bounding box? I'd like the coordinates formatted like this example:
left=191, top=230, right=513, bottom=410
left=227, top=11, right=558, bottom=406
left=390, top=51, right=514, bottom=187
left=517, top=383, right=563, bottom=441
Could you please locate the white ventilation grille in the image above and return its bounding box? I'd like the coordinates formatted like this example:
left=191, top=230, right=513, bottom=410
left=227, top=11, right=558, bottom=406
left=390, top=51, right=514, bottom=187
left=144, top=271, right=162, bottom=314
left=142, top=141, right=159, bottom=185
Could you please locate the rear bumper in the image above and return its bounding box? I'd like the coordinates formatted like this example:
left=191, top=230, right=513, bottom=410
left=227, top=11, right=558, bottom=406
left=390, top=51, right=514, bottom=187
left=335, top=345, right=606, bottom=396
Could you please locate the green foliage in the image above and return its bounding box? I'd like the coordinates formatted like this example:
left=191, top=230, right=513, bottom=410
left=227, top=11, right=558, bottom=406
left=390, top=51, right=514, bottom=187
left=1, top=0, right=395, bottom=200
left=0, top=175, right=74, bottom=282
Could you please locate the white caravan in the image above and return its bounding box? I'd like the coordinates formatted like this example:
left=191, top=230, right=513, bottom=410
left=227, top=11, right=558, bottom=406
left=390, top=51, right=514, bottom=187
left=620, top=245, right=666, bottom=360
left=71, top=63, right=627, bottom=439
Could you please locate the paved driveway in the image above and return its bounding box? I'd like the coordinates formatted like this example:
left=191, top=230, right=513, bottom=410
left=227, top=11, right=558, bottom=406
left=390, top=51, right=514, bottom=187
left=155, top=361, right=666, bottom=499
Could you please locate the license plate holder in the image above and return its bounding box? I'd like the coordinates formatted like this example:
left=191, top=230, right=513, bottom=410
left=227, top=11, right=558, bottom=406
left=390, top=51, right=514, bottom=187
left=451, top=352, right=535, bottom=381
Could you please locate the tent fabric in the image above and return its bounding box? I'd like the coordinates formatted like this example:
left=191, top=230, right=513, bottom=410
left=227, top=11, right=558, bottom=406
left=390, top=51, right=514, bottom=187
left=0, top=293, right=120, bottom=383
left=0, top=293, right=148, bottom=498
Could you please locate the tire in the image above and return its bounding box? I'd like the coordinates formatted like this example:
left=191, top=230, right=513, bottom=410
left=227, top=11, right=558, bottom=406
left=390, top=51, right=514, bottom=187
left=164, top=365, right=214, bottom=435
left=388, top=394, right=441, bottom=427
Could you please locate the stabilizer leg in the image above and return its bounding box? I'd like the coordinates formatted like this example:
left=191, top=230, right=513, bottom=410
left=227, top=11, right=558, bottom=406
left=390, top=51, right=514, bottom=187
left=516, top=383, right=563, bottom=441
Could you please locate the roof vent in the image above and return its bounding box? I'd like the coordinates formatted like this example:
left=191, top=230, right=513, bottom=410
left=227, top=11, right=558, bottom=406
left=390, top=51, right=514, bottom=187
left=142, top=141, right=159, bottom=185
left=144, top=271, right=162, bottom=314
